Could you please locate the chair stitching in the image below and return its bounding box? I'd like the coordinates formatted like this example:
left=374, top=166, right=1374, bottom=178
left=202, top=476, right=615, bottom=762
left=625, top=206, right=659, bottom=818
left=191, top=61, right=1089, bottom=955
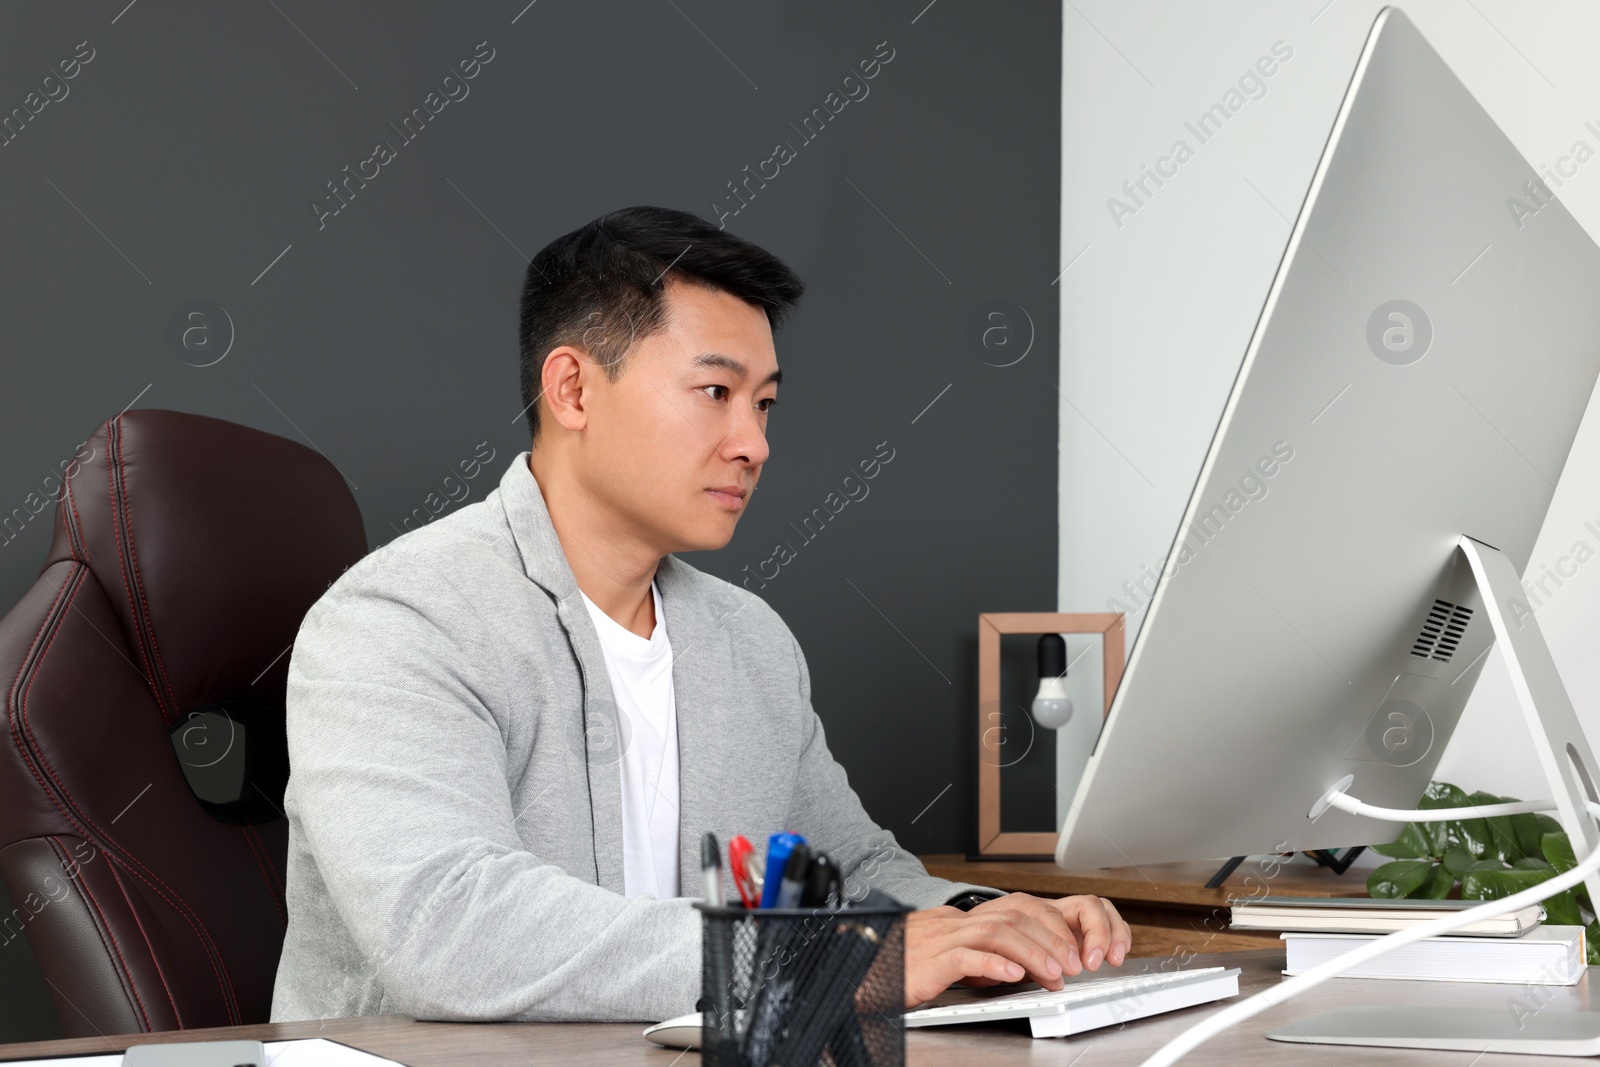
left=105, top=425, right=164, bottom=726
left=104, top=855, right=184, bottom=1028
left=5, top=563, right=69, bottom=723
left=25, top=757, right=240, bottom=1024
left=15, top=567, right=239, bottom=1023
left=64, top=470, right=87, bottom=566
left=113, top=420, right=180, bottom=720
left=55, top=489, right=78, bottom=560
left=49, top=836, right=153, bottom=1031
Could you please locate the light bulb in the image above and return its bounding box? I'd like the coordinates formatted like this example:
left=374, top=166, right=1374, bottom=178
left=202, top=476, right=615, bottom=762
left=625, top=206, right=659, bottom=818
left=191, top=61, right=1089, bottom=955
left=1031, top=633, right=1073, bottom=729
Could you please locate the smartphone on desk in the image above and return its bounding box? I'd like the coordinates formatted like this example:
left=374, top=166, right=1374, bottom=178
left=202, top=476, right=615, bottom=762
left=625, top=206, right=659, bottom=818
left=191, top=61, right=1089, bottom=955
left=123, top=1040, right=266, bottom=1067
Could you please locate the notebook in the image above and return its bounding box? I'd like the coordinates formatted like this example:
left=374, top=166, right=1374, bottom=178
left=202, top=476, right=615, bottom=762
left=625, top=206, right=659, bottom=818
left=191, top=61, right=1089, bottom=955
left=1282, top=925, right=1586, bottom=985
left=1231, top=895, right=1544, bottom=936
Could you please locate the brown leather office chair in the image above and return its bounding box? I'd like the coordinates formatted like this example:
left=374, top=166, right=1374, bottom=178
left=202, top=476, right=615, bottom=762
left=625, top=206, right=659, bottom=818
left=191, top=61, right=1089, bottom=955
left=0, top=409, right=366, bottom=1035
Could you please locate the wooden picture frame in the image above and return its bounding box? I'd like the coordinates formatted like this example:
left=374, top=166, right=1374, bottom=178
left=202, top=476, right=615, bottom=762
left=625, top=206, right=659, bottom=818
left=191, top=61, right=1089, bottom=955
left=977, top=612, right=1125, bottom=857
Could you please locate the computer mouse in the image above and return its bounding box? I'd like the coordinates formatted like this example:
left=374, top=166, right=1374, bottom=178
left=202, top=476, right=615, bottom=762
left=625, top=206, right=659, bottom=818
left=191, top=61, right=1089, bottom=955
left=642, top=1012, right=703, bottom=1049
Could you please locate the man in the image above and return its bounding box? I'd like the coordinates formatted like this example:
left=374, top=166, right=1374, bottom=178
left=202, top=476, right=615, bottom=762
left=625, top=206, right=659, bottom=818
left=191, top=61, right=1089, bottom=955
left=271, top=206, right=1132, bottom=1024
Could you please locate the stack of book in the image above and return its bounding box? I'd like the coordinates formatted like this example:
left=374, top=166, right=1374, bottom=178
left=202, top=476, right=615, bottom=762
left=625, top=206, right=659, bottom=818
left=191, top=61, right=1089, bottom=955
left=1229, top=896, right=1585, bottom=985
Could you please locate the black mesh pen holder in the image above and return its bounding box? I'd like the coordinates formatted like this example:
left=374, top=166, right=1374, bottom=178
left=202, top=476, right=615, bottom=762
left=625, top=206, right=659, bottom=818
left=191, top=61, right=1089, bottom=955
left=697, top=895, right=911, bottom=1067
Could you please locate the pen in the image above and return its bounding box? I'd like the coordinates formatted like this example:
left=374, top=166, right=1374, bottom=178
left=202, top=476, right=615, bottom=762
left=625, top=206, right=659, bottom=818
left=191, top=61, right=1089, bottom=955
left=700, top=833, right=736, bottom=1044
left=728, top=835, right=759, bottom=908
left=701, top=832, right=725, bottom=908
left=774, top=844, right=810, bottom=908
left=800, top=851, right=841, bottom=909
left=745, top=833, right=809, bottom=1060
left=760, top=831, right=806, bottom=908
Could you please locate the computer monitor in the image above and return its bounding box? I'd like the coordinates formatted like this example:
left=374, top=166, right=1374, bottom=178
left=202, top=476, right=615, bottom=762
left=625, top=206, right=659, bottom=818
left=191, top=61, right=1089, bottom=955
left=1056, top=6, right=1600, bottom=903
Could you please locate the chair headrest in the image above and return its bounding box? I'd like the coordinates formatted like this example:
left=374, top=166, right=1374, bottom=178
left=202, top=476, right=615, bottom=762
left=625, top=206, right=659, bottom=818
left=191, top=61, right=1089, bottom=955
left=44, top=409, right=367, bottom=725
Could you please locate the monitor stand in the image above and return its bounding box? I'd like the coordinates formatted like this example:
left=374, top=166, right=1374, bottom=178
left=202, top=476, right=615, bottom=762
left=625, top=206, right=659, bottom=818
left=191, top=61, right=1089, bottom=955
left=1267, top=534, right=1600, bottom=1055
left=1203, top=848, right=1365, bottom=889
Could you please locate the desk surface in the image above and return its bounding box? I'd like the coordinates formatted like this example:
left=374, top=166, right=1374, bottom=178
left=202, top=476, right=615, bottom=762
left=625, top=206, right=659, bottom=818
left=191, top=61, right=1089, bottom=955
left=1, top=948, right=1590, bottom=1066
left=919, top=855, right=1373, bottom=959
left=917, top=855, right=1372, bottom=907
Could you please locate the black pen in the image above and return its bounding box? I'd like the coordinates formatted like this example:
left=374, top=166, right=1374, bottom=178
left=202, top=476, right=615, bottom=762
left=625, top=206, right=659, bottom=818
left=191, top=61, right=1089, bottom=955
left=700, top=832, right=738, bottom=1048
left=799, top=851, right=841, bottom=909
left=774, top=843, right=810, bottom=908
left=701, top=832, right=725, bottom=908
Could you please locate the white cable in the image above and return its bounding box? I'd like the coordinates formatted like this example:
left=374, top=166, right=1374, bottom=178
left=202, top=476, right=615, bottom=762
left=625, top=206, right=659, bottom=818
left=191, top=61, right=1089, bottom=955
left=1140, top=798, right=1600, bottom=1067
left=1323, top=791, right=1557, bottom=822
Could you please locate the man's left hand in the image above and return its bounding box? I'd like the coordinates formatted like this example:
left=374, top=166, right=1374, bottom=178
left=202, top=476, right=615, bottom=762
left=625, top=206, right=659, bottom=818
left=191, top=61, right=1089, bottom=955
left=958, top=893, right=1132, bottom=985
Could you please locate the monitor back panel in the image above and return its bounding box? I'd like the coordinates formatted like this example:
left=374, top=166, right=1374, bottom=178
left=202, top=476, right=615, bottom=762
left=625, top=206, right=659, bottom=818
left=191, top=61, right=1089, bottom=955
left=1058, top=8, right=1600, bottom=869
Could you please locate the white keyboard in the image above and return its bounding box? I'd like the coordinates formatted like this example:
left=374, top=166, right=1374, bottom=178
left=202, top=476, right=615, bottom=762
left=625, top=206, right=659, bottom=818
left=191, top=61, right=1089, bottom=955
left=904, top=966, right=1236, bottom=1028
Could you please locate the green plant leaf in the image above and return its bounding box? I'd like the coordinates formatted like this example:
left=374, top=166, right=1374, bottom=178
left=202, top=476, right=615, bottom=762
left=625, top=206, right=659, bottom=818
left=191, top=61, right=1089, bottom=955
left=1545, top=888, right=1584, bottom=927
left=1512, top=812, right=1552, bottom=858
left=1441, top=845, right=1476, bottom=880
left=1544, top=832, right=1594, bottom=913
left=1446, top=795, right=1493, bottom=860
left=1543, top=831, right=1577, bottom=875
left=1419, top=783, right=1473, bottom=857
left=1416, top=863, right=1456, bottom=899
left=1469, top=790, right=1524, bottom=862
left=1461, top=866, right=1554, bottom=901
left=1370, top=820, right=1432, bottom=859
left=1368, top=859, right=1437, bottom=899
left=1360, top=784, right=1576, bottom=908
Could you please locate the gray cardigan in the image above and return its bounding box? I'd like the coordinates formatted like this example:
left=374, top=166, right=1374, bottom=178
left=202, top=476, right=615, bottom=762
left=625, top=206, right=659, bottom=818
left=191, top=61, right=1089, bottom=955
left=270, top=452, right=996, bottom=1024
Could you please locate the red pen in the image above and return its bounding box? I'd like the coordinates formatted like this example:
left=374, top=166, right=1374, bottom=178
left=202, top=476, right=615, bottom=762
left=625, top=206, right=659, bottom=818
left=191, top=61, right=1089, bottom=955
left=728, top=835, right=760, bottom=908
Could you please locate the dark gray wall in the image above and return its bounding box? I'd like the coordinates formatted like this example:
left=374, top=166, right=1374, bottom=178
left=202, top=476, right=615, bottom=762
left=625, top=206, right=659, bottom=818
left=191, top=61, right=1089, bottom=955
left=1, top=0, right=1057, bottom=913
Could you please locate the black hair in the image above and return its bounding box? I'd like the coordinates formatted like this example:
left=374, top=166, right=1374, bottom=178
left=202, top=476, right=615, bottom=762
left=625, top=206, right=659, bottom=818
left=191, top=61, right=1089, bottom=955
left=517, top=205, right=805, bottom=441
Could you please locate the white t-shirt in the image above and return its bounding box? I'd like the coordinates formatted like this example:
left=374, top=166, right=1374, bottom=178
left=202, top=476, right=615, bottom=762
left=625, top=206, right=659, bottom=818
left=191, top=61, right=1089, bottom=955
left=578, top=581, right=681, bottom=900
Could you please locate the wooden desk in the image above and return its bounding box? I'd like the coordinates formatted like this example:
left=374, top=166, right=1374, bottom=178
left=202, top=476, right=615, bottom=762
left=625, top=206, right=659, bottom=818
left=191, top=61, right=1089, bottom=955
left=920, top=854, right=1372, bottom=959
left=0, top=949, right=1590, bottom=1065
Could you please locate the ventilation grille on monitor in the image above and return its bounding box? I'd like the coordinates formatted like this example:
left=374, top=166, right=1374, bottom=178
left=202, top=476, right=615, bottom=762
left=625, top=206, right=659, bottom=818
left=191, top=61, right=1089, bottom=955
left=1411, top=598, right=1473, bottom=662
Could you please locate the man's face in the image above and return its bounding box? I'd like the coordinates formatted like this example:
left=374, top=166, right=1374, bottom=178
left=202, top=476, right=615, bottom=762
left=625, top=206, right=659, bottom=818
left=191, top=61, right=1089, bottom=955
left=575, top=279, right=780, bottom=553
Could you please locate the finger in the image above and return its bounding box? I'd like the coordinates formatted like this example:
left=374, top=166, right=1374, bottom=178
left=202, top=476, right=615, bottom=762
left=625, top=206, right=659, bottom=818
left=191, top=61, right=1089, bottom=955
left=1057, top=895, right=1115, bottom=970
left=1003, top=895, right=1083, bottom=968
left=948, top=949, right=1023, bottom=985
left=905, top=912, right=1025, bottom=1007
left=1000, top=907, right=1082, bottom=977
left=1002, top=909, right=1083, bottom=978
left=908, top=947, right=1024, bottom=1007
left=942, top=916, right=1068, bottom=989
left=969, top=895, right=1081, bottom=974
left=1100, top=897, right=1133, bottom=965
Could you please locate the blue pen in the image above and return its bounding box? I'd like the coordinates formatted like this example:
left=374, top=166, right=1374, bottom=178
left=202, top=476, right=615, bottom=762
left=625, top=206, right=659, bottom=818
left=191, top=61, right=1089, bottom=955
left=760, top=831, right=806, bottom=908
